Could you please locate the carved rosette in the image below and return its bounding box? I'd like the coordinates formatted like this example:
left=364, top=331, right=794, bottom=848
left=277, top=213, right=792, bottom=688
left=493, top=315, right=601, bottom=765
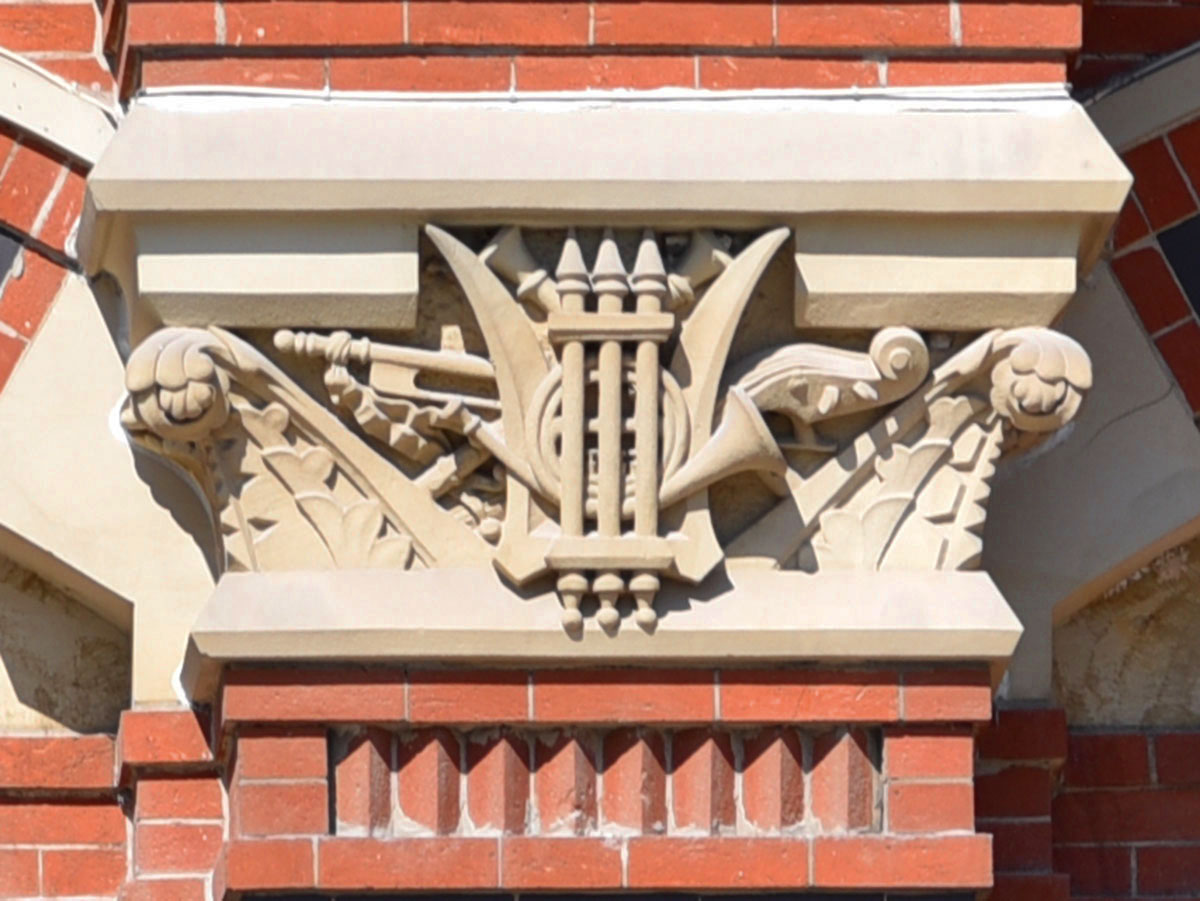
left=118, top=225, right=1093, bottom=632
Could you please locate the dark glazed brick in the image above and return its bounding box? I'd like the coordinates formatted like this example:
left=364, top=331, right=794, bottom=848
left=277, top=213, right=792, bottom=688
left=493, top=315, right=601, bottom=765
left=0, top=230, right=18, bottom=281
left=1158, top=214, right=1200, bottom=319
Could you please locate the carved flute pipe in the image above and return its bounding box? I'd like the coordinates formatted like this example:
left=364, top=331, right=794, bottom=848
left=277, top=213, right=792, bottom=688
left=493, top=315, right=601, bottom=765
left=554, top=231, right=589, bottom=630
left=275, top=330, right=496, bottom=382
left=592, top=230, right=629, bottom=629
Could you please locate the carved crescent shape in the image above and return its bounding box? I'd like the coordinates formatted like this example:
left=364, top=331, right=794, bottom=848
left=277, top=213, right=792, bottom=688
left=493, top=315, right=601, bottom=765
left=669, top=227, right=790, bottom=451
left=425, top=225, right=551, bottom=457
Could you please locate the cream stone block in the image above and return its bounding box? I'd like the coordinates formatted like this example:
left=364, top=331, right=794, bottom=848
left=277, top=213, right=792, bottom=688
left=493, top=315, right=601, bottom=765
left=182, top=567, right=1022, bottom=700
left=983, top=263, right=1200, bottom=700
left=134, top=214, right=419, bottom=330
left=0, top=276, right=214, bottom=704
left=793, top=217, right=1080, bottom=329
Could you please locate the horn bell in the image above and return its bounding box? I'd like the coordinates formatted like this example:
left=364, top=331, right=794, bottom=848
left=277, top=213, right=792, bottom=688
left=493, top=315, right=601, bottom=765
left=659, top=386, right=787, bottom=509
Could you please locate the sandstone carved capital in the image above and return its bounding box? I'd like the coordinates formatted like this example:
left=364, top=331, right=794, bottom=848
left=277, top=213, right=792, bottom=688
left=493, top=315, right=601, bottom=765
left=119, top=225, right=1092, bottom=634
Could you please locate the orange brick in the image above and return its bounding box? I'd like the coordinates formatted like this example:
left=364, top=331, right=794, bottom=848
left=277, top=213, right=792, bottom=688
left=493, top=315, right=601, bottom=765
left=902, top=669, right=992, bottom=722
left=0, top=734, right=114, bottom=790
left=502, top=837, right=621, bottom=890
left=976, top=708, right=1067, bottom=762
left=741, top=728, right=805, bottom=831
left=126, top=2, right=217, bottom=45
left=885, top=728, right=974, bottom=780
left=0, top=140, right=64, bottom=237
left=0, top=850, right=38, bottom=897
left=0, top=249, right=67, bottom=339
left=984, top=820, right=1053, bottom=872
left=1156, top=320, right=1200, bottom=414
left=1064, top=732, right=1151, bottom=787
left=222, top=669, right=404, bottom=725
left=700, top=56, right=879, bottom=89
left=329, top=56, right=511, bottom=91
left=236, top=726, right=327, bottom=779
left=120, top=709, right=213, bottom=767
left=236, top=781, right=328, bottom=837
left=1112, top=246, right=1192, bottom=334
left=0, top=331, right=26, bottom=391
left=1125, top=137, right=1199, bottom=231
left=224, top=2, right=405, bottom=46
left=0, top=801, right=125, bottom=845
left=626, top=837, right=810, bottom=889
left=1112, top=194, right=1151, bottom=251
left=887, top=781, right=974, bottom=832
left=38, top=57, right=116, bottom=96
left=0, top=4, right=96, bottom=52
left=142, top=57, right=326, bottom=90
left=975, top=765, right=1052, bottom=817
left=222, top=839, right=314, bottom=891
left=600, top=729, right=666, bottom=833
left=137, top=775, right=224, bottom=820
left=777, top=3, right=949, bottom=47
left=671, top=729, right=735, bottom=833
left=409, top=2, right=588, bottom=45
left=534, top=669, right=713, bottom=724
left=397, top=729, right=460, bottom=834
left=812, top=728, right=876, bottom=831
left=409, top=670, right=526, bottom=724
left=887, top=59, right=1066, bottom=86
left=960, top=3, right=1081, bottom=49
left=533, top=733, right=596, bottom=834
left=119, top=878, right=207, bottom=901
left=721, top=670, right=899, bottom=723
left=35, top=165, right=86, bottom=256
left=595, top=2, right=773, bottom=46
left=335, top=729, right=390, bottom=835
left=1053, top=844, right=1132, bottom=895
left=318, top=837, right=499, bottom=890
left=516, top=55, right=693, bottom=90
left=136, top=823, right=223, bottom=874
left=466, top=732, right=529, bottom=833
left=812, top=834, right=992, bottom=889
left=43, top=849, right=126, bottom=897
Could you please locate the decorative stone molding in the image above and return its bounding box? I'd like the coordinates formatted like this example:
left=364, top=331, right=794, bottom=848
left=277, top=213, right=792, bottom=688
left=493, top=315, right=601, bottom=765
left=80, top=91, right=1128, bottom=692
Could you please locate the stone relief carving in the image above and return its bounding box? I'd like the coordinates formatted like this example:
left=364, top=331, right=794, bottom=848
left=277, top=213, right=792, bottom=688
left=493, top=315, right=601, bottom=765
left=121, top=225, right=1091, bottom=632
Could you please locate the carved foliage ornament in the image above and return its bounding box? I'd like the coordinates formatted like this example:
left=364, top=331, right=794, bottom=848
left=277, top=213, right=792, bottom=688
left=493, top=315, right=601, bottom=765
left=121, top=225, right=1091, bottom=632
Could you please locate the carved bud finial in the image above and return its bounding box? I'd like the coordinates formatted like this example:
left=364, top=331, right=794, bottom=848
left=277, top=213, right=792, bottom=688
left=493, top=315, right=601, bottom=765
left=990, top=328, right=1092, bottom=431
left=631, top=229, right=668, bottom=301
left=555, top=227, right=590, bottom=296
left=591, top=228, right=629, bottom=298
left=122, top=328, right=231, bottom=442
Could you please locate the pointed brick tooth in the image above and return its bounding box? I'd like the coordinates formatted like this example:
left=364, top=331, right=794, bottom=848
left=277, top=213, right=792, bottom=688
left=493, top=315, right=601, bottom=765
left=812, top=727, right=877, bottom=832
left=335, top=728, right=392, bottom=837
left=467, top=731, right=530, bottom=834
left=602, top=729, right=667, bottom=833
left=742, top=728, right=805, bottom=833
left=591, top=227, right=628, bottom=296
left=555, top=228, right=590, bottom=294
left=672, top=730, right=735, bottom=834
left=534, top=733, right=597, bottom=835
left=397, top=729, right=460, bottom=835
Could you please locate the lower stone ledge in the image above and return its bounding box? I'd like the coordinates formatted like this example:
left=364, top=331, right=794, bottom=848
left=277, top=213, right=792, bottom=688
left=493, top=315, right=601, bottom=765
left=183, top=567, right=1021, bottom=701
left=218, top=835, right=993, bottom=895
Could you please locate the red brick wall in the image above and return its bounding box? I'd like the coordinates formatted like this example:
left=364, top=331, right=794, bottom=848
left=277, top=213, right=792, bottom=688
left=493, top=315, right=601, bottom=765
left=1108, top=115, right=1200, bottom=424
left=1076, top=3, right=1200, bottom=94
left=97, top=0, right=1082, bottom=97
